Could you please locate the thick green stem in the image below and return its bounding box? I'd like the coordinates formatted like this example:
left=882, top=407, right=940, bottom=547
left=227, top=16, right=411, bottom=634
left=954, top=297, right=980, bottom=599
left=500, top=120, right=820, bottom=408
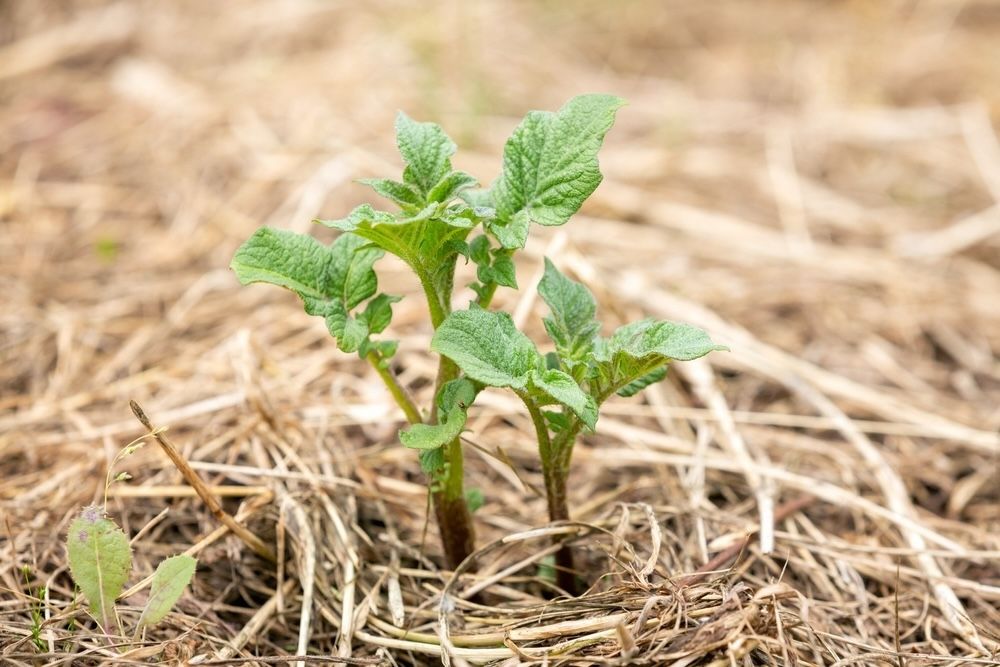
left=521, top=395, right=583, bottom=594
left=432, top=437, right=474, bottom=569
left=366, top=351, right=422, bottom=425
left=419, top=272, right=448, bottom=329
left=417, top=263, right=476, bottom=570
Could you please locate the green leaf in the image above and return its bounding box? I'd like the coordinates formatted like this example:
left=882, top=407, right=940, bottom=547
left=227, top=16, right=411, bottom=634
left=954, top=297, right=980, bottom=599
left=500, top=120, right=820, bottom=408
left=617, top=366, right=667, bottom=398
left=490, top=94, right=625, bottom=247
left=538, top=258, right=600, bottom=364
left=490, top=254, right=517, bottom=289
left=420, top=447, right=447, bottom=481
left=605, top=319, right=728, bottom=362
left=428, top=171, right=478, bottom=203
left=465, top=488, right=485, bottom=514
left=232, top=228, right=382, bottom=311
left=488, top=210, right=529, bottom=249
left=231, top=227, right=395, bottom=354
left=592, top=319, right=726, bottom=397
left=320, top=204, right=475, bottom=284
left=139, top=555, right=196, bottom=628
left=395, top=112, right=456, bottom=197
left=66, top=506, right=131, bottom=631
left=399, top=407, right=466, bottom=450
left=432, top=309, right=540, bottom=389
left=469, top=235, right=491, bottom=266
left=530, top=368, right=598, bottom=430
left=400, top=378, right=479, bottom=451
left=460, top=188, right=494, bottom=209
left=436, top=377, right=480, bottom=418
left=468, top=236, right=518, bottom=291
left=360, top=294, right=401, bottom=334
left=359, top=178, right=423, bottom=209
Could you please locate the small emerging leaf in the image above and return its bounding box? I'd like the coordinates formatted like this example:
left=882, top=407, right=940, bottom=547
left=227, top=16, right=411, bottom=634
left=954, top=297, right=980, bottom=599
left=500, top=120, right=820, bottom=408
left=66, top=506, right=131, bottom=632
left=400, top=378, right=479, bottom=451
left=399, top=406, right=466, bottom=450
left=139, top=554, right=197, bottom=628
left=360, top=294, right=402, bottom=335
left=428, top=170, right=478, bottom=203
left=538, top=258, right=600, bottom=365
left=432, top=309, right=540, bottom=389
left=359, top=178, right=423, bottom=209
left=531, top=368, right=598, bottom=430
left=395, top=112, right=457, bottom=197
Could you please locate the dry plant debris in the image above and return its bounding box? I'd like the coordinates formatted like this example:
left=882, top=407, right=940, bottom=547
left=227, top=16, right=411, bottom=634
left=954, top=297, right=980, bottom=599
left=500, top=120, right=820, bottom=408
left=1, top=1, right=998, bottom=665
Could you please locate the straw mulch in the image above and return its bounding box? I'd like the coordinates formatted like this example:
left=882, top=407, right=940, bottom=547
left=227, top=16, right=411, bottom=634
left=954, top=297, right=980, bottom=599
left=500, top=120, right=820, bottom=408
left=1, top=2, right=998, bottom=665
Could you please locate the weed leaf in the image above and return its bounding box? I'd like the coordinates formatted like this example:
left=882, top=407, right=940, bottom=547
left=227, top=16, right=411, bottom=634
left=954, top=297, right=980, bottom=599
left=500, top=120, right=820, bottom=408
left=139, top=554, right=196, bottom=628
left=67, top=507, right=131, bottom=632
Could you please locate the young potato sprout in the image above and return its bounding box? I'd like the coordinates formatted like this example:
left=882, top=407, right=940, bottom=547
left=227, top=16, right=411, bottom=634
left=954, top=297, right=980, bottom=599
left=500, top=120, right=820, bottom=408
left=231, top=95, right=726, bottom=580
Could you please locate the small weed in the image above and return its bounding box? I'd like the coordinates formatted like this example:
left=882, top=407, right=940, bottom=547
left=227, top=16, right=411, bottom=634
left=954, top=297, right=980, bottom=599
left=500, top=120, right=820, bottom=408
left=66, top=440, right=196, bottom=637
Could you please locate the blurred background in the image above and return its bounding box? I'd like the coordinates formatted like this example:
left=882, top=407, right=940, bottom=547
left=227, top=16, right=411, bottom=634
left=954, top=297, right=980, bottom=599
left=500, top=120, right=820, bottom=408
left=1, top=0, right=998, bottom=662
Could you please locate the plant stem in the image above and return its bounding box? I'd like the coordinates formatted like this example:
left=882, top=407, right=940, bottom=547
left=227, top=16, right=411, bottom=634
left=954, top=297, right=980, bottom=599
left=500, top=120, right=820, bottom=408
left=520, top=395, right=582, bottom=594
left=365, top=350, right=422, bottom=425
left=417, top=266, right=476, bottom=570
left=474, top=281, right=499, bottom=309
left=418, top=266, right=448, bottom=328
left=433, top=438, right=475, bottom=569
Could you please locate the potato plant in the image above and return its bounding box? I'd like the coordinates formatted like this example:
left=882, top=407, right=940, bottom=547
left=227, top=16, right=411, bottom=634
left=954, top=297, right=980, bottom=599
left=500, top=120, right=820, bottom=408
left=231, top=95, right=725, bottom=578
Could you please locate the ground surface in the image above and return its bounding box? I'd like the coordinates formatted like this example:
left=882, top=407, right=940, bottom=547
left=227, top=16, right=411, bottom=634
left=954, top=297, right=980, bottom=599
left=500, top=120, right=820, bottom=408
left=1, top=1, right=999, bottom=665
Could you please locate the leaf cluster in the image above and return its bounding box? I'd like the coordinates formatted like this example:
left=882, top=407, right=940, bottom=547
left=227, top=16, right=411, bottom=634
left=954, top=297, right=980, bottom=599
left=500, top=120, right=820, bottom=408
left=66, top=506, right=196, bottom=635
left=229, top=94, right=727, bottom=547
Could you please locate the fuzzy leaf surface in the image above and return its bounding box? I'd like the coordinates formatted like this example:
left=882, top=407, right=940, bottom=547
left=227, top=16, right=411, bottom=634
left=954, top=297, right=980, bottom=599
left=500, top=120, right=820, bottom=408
left=395, top=112, right=456, bottom=197
left=320, top=204, right=476, bottom=287
left=490, top=94, right=625, bottom=247
left=359, top=178, right=423, bottom=209
left=594, top=320, right=727, bottom=395
left=67, top=507, right=131, bottom=631
left=399, top=407, right=466, bottom=450
left=530, top=368, right=598, bottom=430
left=231, top=228, right=381, bottom=310
left=400, top=378, right=479, bottom=451
left=231, top=227, right=390, bottom=352
left=428, top=170, right=478, bottom=203
left=432, top=309, right=540, bottom=389
left=605, top=319, right=728, bottom=362
left=140, top=555, right=196, bottom=628
left=538, top=258, right=600, bottom=364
